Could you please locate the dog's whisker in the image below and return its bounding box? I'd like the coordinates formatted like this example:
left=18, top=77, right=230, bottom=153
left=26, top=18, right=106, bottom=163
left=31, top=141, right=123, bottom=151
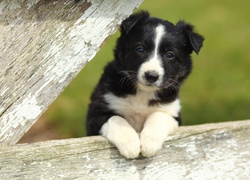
left=119, top=73, right=138, bottom=89
left=119, top=77, right=126, bottom=88
left=120, top=76, right=131, bottom=88
left=162, top=77, right=181, bottom=92
left=118, top=70, right=137, bottom=76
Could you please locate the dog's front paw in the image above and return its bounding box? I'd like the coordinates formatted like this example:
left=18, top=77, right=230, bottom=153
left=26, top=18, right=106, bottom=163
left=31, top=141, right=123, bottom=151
left=140, top=133, right=163, bottom=157
left=140, top=112, right=179, bottom=157
left=100, top=116, right=141, bottom=159
left=116, top=134, right=141, bottom=159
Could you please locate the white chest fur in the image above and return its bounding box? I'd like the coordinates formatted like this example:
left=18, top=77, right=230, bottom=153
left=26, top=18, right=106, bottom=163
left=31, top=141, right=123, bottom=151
left=104, top=90, right=181, bottom=132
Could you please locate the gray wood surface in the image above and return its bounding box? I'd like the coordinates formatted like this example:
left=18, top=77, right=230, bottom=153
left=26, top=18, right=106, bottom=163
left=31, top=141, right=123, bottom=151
left=0, top=0, right=143, bottom=145
left=1, top=120, right=250, bottom=179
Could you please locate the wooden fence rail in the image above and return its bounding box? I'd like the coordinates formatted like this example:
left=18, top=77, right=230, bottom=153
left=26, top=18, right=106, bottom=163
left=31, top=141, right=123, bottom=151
left=0, top=0, right=143, bottom=145
left=1, top=120, right=250, bottom=179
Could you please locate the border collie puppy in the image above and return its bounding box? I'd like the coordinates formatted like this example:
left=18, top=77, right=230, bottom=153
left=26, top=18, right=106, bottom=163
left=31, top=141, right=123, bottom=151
left=86, top=11, right=204, bottom=159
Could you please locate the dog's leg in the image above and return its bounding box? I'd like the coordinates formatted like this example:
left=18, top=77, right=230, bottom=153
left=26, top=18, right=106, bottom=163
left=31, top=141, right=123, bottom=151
left=100, top=115, right=141, bottom=159
left=140, top=112, right=178, bottom=157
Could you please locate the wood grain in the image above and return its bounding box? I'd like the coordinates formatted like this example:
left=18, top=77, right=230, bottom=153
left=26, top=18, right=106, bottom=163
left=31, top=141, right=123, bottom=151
left=1, top=120, right=250, bottom=179
left=0, top=0, right=143, bottom=145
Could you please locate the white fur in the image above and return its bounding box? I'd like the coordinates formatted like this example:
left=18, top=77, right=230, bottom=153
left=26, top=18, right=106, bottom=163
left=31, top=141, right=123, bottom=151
left=100, top=116, right=141, bottom=159
left=138, top=25, right=166, bottom=89
left=140, top=112, right=178, bottom=157
left=102, top=90, right=180, bottom=158
left=104, top=90, right=180, bottom=132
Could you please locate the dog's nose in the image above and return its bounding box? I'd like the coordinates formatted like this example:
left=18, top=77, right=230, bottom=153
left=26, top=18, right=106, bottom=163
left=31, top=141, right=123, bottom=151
left=144, top=71, right=159, bottom=83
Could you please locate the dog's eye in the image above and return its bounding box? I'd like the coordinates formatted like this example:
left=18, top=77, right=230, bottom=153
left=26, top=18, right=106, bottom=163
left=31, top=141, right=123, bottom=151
left=135, top=46, right=145, bottom=54
left=165, top=51, right=175, bottom=60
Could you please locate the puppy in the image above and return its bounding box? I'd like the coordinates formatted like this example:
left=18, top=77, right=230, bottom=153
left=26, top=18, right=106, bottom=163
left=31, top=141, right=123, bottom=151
left=86, top=11, right=204, bottom=159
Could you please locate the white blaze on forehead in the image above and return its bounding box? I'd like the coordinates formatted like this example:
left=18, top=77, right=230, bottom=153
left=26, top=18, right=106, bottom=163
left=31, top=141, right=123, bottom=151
left=154, top=25, right=165, bottom=58
left=138, top=25, right=166, bottom=88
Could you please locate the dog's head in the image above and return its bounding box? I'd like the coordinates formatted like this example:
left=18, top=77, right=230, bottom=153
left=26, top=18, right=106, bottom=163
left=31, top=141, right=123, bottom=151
left=114, top=11, right=204, bottom=92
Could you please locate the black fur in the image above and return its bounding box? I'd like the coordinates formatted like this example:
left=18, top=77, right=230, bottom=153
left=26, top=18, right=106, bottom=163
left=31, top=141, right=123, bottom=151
left=86, top=11, right=204, bottom=136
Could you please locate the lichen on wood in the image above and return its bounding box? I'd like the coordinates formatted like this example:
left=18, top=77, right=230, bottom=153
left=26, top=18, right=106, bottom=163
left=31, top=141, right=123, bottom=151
left=0, top=0, right=143, bottom=145
left=0, top=120, right=250, bottom=179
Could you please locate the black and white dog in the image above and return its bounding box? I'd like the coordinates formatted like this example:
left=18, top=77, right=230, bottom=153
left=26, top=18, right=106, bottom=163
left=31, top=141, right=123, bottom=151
left=86, top=11, right=204, bottom=159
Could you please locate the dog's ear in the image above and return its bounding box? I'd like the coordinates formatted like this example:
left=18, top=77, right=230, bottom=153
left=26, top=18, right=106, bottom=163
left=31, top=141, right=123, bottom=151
left=121, top=11, right=150, bottom=34
left=176, top=21, right=204, bottom=54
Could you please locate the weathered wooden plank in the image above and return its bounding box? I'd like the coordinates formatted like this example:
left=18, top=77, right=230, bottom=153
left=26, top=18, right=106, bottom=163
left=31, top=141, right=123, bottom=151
left=1, top=120, right=250, bottom=179
left=0, top=0, right=143, bottom=145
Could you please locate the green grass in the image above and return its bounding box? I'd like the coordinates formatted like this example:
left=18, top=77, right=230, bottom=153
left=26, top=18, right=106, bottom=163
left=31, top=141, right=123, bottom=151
left=42, top=0, right=250, bottom=137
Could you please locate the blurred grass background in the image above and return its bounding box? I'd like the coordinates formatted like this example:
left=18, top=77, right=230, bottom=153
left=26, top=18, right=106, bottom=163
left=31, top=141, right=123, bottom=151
left=39, top=0, right=250, bottom=138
